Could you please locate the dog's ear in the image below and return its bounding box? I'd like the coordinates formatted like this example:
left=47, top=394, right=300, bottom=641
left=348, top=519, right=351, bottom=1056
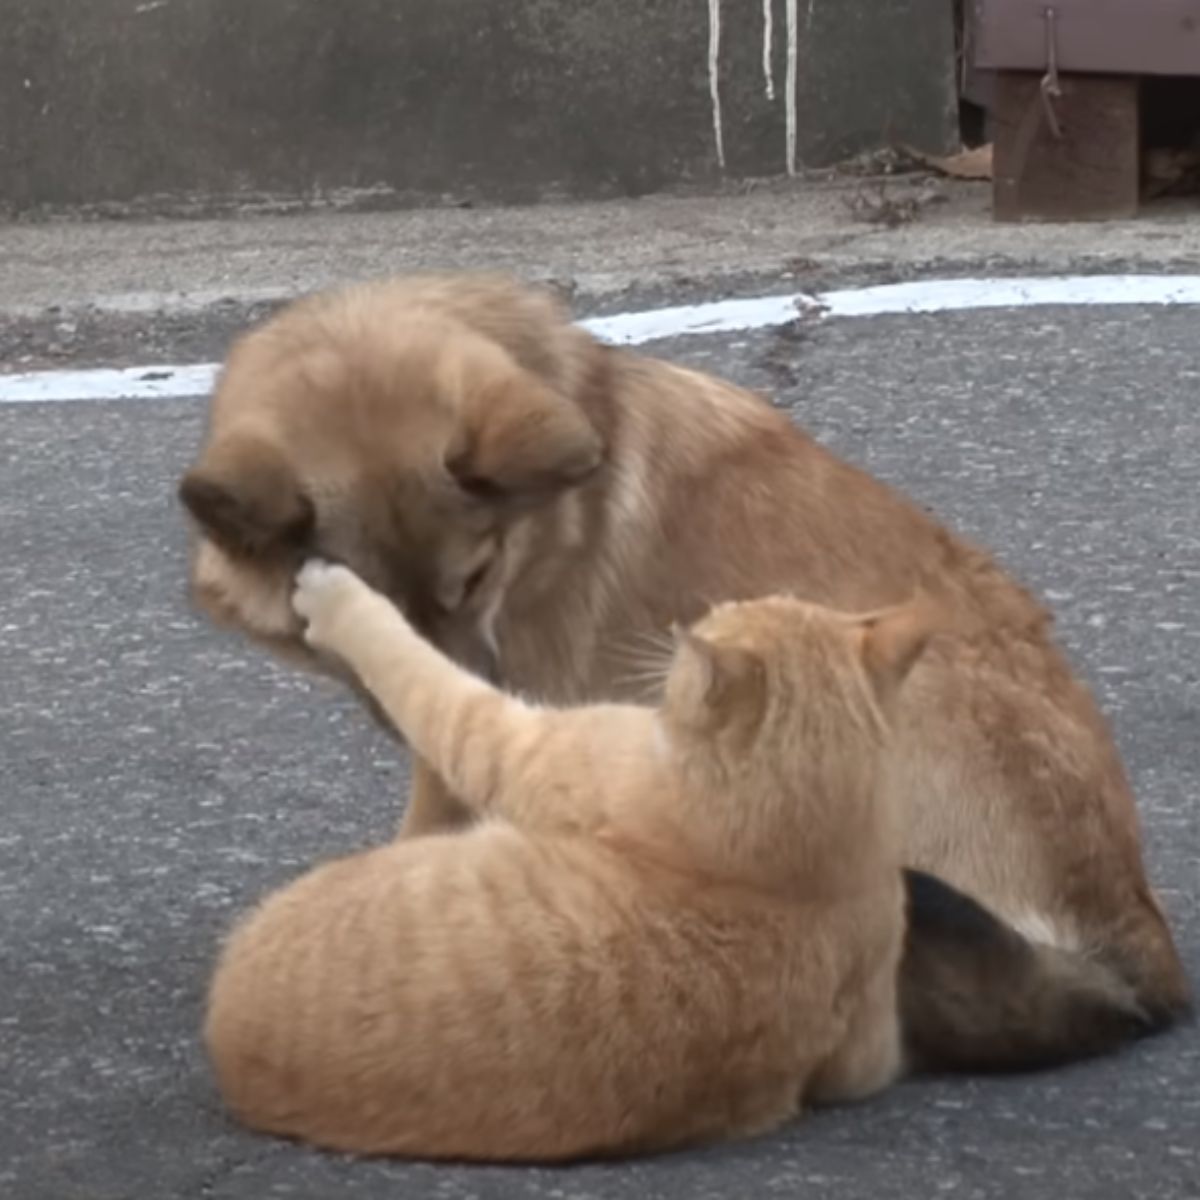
left=178, top=432, right=313, bottom=557
left=448, top=369, right=603, bottom=501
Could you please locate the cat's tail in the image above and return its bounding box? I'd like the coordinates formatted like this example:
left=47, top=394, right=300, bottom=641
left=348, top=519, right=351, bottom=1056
left=899, top=869, right=1192, bottom=1073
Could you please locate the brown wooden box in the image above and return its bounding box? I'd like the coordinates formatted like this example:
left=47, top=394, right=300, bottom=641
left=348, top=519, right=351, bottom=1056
left=969, top=0, right=1199, bottom=220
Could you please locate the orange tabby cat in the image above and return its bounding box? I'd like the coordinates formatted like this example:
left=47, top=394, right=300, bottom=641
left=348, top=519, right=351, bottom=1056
left=204, top=562, right=936, bottom=1161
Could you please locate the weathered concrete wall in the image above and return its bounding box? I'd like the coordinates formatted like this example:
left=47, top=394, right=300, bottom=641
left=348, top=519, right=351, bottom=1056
left=0, top=0, right=957, bottom=217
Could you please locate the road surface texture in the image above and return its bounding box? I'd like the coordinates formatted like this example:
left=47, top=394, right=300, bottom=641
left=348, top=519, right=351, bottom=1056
left=2, top=290, right=1199, bottom=1198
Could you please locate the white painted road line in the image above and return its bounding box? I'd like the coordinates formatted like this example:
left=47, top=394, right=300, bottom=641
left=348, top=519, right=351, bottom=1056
left=0, top=363, right=221, bottom=404
left=821, top=274, right=1200, bottom=318
left=4, top=274, right=1200, bottom=404
left=584, top=274, right=1200, bottom=343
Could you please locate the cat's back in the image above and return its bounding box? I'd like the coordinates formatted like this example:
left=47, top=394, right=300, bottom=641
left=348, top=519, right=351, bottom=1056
left=205, top=821, right=826, bottom=1161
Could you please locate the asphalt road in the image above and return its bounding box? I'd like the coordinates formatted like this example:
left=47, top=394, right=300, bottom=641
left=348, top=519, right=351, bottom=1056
left=2, top=301, right=1198, bottom=1200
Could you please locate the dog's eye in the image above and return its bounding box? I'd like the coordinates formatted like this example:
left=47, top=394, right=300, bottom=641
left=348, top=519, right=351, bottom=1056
left=463, top=563, right=489, bottom=599
left=455, top=473, right=506, bottom=502
left=446, top=452, right=507, bottom=502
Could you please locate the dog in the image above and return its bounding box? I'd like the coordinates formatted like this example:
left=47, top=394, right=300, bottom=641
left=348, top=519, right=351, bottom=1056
left=179, top=272, right=1191, bottom=1073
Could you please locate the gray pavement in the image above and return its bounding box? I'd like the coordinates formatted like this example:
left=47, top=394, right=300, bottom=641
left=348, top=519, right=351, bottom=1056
left=1, top=298, right=1199, bottom=1198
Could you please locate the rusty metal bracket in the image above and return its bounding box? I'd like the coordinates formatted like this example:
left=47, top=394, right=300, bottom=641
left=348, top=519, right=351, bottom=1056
left=1039, top=7, right=1064, bottom=139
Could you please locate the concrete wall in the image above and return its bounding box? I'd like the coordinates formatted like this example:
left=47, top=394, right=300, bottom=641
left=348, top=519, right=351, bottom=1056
left=0, top=0, right=958, bottom=218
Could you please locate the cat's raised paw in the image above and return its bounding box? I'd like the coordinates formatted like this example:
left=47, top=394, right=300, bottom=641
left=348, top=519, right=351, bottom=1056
left=292, top=559, right=363, bottom=641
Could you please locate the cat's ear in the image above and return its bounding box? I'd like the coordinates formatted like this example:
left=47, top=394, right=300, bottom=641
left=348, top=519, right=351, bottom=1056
left=448, top=366, right=603, bottom=502
left=858, top=593, right=940, bottom=705
left=675, top=626, right=766, bottom=721
left=179, top=431, right=314, bottom=557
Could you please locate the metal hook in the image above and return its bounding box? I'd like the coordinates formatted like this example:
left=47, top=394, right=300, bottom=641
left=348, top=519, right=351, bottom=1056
left=1040, top=7, right=1064, bottom=139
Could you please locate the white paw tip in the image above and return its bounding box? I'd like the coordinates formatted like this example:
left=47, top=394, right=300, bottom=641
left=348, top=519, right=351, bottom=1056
left=296, top=558, right=340, bottom=588
left=298, top=557, right=326, bottom=575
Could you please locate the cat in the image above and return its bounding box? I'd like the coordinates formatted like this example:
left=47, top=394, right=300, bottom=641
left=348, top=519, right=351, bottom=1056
left=203, top=560, right=934, bottom=1161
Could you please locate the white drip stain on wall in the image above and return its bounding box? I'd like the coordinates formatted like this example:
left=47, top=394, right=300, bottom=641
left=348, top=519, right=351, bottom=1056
left=761, top=0, right=775, bottom=101
left=785, top=0, right=799, bottom=175
left=707, top=0, right=726, bottom=169
left=710, top=0, right=802, bottom=174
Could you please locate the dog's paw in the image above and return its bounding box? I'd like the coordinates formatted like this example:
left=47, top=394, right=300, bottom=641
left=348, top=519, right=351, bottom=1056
left=292, top=559, right=363, bottom=645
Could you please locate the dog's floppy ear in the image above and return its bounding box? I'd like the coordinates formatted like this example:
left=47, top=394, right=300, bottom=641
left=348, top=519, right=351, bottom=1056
left=448, top=369, right=603, bottom=500
left=178, top=431, right=314, bottom=557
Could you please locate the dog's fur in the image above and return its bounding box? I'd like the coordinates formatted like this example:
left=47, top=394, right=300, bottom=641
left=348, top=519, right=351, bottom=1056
left=206, top=564, right=922, bottom=1160
left=180, top=273, right=1191, bottom=1072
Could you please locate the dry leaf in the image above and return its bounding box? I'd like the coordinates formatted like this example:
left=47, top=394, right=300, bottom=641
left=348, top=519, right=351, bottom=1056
left=843, top=183, right=922, bottom=229
left=902, top=143, right=993, bottom=181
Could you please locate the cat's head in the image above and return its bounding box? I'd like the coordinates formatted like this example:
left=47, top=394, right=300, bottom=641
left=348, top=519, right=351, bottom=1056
left=663, top=594, right=938, bottom=764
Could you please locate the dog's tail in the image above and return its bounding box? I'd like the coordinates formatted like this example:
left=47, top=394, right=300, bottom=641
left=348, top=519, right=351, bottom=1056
left=900, top=869, right=1192, bottom=1073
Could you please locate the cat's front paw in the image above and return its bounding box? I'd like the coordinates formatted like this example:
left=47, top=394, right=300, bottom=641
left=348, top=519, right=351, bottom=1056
left=292, top=559, right=368, bottom=650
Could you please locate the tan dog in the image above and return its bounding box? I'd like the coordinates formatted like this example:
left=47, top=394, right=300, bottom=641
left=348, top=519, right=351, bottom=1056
left=206, top=565, right=923, bottom=1160
left=180, top=272, right=1191, bottom=1072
